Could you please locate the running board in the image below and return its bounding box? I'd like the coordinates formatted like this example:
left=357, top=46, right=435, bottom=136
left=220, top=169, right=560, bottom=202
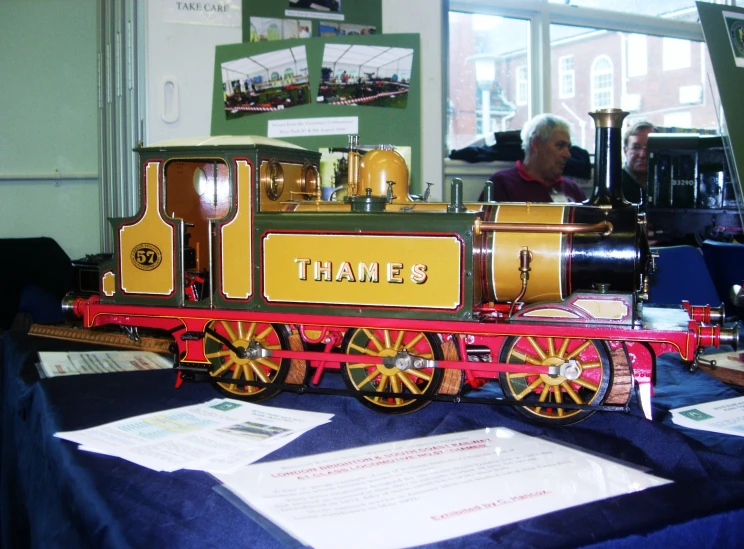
left=29, top=324, right=174, bottom=354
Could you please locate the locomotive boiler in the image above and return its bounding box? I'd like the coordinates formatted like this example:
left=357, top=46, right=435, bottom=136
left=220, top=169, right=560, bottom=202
left=64, top=110, right=737, bottom=425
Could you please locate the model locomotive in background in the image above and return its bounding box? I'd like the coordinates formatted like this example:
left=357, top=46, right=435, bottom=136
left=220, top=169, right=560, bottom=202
left=63, top=110, right=738, bottom=425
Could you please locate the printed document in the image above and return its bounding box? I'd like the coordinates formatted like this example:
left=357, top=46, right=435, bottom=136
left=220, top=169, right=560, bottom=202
left=37, top=351, right=172, bottom=377
left=214, top=427, right=670, bottom=549
left=55, top=398, right=333, bottom=473
left=671, top=395, right=744, bottom=437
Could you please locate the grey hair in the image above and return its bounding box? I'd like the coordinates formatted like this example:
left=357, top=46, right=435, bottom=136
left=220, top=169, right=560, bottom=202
left=623, top=120, right=658, bottom=147
left=520, top=113, right=572, bottom=162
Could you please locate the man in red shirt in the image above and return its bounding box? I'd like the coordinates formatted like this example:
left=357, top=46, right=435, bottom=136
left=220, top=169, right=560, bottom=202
left=483, top=113, right=586, bottom=203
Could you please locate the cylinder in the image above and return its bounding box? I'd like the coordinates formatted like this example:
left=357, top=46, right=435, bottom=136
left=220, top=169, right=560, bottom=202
left=348, top=188, right=387, bottom=212
left=585, top=109, right=629, bottom=208
left=479, top=203, right=644, bottom=304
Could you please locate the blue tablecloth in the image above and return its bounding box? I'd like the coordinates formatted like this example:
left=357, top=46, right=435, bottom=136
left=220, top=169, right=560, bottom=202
left=3, top=330, right=744, bottom=548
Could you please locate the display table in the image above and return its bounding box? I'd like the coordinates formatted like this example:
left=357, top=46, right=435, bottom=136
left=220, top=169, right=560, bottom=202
left=3, top=329, right=744, bottom=549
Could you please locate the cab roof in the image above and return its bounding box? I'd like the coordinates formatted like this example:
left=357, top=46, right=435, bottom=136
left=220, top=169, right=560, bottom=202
left=137, top=135, right=307, bottom=151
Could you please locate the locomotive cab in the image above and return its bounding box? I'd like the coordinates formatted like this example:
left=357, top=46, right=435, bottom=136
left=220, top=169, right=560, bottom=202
left=100, top=136, right=322, bottom=308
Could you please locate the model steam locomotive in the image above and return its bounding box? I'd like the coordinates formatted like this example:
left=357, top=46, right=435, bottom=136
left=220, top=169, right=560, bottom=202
left=63, top=110, right=738, bottom=425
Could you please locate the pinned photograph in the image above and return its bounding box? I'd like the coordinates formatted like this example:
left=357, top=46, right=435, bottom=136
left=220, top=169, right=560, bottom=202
left=250, top=17, right=312, bottom=42
left=222, top=46, right=310, bottom=119
left=339, top=23, right=376, bottom=36
left=289, top=0, right=341, bottom=13
left=317, top=45, right=413, bottom=109
left=723, top=10, right=744, bottom=67
left=319, top=21, right=340, bottom=36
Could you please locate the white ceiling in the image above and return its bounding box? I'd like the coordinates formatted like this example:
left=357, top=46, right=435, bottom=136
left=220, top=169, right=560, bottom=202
left=321, top=45, right=413, bottom=73
left=221, top=46, right=308, bottom=80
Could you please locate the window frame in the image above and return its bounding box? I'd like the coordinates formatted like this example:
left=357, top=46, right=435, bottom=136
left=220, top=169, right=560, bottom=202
left=591, top=55, right=613, bottom=110
left=516, top=64, right=528, bottom=105
left=558, top=54, right=575, bottom=98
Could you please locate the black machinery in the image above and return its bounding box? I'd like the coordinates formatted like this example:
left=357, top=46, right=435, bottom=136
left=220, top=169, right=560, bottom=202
left=646, top=133, right=742, bottom=245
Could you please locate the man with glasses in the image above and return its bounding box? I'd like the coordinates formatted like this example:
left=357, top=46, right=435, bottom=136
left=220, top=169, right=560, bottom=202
left=622, top=120, right=658, bottom=208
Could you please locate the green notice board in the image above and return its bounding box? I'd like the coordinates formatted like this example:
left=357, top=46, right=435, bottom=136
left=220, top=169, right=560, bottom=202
left=697, top=1, right=744, bottom=200
left=210, top=33, right=422, bottom=191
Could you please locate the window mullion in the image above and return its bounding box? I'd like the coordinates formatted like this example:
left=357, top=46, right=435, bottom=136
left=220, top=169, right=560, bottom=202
left=547, top=6, right=702, bottom=41
left=540, top=11, right=551, bottom=114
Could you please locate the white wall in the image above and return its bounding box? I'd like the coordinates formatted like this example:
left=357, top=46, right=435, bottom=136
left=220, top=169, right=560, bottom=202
left=0, top=180, right=100, bottom=260
left=0, top=0, right=100, bottom=260
left=145, top=0, right=242, bottom=144
left=383, top=0, right=445, bottom=199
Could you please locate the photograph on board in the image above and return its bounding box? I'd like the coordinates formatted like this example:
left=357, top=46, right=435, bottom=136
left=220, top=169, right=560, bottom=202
left=249, top=17, right=312, bottom=42
left=319, top=23, right=376, bottom=36
left=317, top=45, right=412, bottom=109
left=723, top=10, right=744, bottom=67
left=340, top=23, right=376, bottom=35
left=289, top=0, right=341, bottom=13
left=222, top=46, right=310, bottom=119
left=319, top=21, right=340, bottom=36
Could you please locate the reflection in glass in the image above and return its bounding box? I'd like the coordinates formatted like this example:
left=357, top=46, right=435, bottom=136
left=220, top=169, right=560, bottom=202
left=447, top=6, right=724, bottom=155
left=549, top=25, right=722, bottom=153
left=447, top=13, right=529, bottom=151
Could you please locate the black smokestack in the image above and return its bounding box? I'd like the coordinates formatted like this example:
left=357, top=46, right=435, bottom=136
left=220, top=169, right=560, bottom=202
left=585, top=109, right=630, bottom=208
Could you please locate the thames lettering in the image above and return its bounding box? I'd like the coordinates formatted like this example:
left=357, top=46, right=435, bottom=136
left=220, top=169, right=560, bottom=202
left=294, top=258, right=428, bottom=284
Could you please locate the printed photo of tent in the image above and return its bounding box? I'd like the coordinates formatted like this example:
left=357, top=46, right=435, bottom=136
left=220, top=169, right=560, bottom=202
left=222, top=46, right=310, bottom=120
left=317, top=44, right=412, bottom=109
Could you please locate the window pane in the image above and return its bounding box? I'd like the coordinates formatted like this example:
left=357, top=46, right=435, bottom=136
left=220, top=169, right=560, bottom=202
left=663, top=38, right=691, bottom=70
left=550, top=24, right=722, bottom=154
left=447, top=12, right=529, bottom=151
left=627, top=34, right=647, bottom=77
left=559, top=55, right=575, bottom=98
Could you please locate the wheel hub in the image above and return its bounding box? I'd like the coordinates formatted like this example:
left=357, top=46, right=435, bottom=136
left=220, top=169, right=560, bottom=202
left=230, top=339, right=251, bottom=364
left=539, top=357, right=567, bottom=386
left=375, top=348, right=398, bottom=375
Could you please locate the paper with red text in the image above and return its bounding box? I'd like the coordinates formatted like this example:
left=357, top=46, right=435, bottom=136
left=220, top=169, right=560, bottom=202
left=214, top=427, right=670, bottom=549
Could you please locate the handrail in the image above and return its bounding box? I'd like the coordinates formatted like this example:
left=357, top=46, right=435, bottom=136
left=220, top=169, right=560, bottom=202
left=474, top=218, right=613, bottom=236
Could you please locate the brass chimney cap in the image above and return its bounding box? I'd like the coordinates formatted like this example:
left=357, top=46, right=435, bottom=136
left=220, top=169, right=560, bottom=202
left=589, top=108, right=629, bottom=128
